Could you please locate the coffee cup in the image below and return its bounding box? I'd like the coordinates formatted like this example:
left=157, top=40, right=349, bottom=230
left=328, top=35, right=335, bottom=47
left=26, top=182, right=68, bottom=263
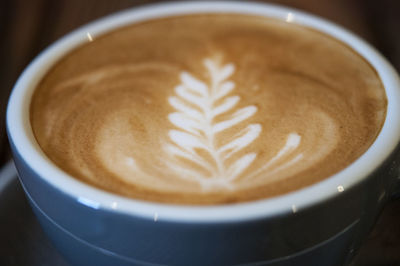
left=7, top=2, right=400, bottom=265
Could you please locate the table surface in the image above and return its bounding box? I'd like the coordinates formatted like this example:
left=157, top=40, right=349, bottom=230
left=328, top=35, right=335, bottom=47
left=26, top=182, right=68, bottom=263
left=0, top=1, right=399, bottom=265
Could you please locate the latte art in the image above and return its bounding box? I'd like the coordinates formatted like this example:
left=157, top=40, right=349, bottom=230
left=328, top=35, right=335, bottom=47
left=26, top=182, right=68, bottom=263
left=31, top=14, right=387, bottom=204
left=166, top=58, right=263, bottom=189
left=163, top=57, right=304, bottom=190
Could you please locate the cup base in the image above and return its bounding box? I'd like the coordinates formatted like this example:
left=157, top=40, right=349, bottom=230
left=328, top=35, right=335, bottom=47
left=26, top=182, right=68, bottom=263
left=24, top=188, right=359, bottom=266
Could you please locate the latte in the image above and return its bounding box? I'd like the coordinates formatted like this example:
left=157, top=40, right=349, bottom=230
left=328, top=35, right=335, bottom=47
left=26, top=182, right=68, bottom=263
left=30, top=14, right=387, bottom=205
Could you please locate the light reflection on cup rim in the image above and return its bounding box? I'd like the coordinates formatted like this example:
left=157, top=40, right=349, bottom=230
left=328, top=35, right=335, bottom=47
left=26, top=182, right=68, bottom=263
left=6, top=1, right=400, bottom=222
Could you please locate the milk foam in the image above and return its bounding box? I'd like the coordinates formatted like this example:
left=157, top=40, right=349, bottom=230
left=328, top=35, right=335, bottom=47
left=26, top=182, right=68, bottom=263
left=30, top=14, right=387, bottom=204
left=164, top=57, right=304, bottom=190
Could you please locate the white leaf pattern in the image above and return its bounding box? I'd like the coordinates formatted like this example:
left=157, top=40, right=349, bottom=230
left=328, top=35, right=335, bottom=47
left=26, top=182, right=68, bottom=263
left=226, top=153, right=257, bottom=181
left=220, top=124, right=262, bottom=159
left=164, top=56, right=303, bottom=190
left=213, top=106, right=257, bottom=133
left=181, top=72, right=208, bottom=96
left=168, top=113, right=203, bottom=135
left=168, top=97, right=203, bottom=120
left=213, top=81, right=235, bottom=101
left=212, top=96, right=240, bottom=117
left=164, top=58, right=261, bottom=189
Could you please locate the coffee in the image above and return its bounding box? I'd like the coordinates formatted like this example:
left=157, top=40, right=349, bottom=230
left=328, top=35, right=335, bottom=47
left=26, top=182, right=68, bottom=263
left=30, top=14, right=387, bottom=205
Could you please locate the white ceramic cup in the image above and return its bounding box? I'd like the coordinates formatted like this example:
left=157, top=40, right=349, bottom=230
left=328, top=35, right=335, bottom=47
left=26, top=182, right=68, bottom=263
left=7, top=2, right=400, bottom=266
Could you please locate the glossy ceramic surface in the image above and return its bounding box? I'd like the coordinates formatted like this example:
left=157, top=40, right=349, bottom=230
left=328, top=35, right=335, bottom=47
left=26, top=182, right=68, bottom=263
left=6, top=2, right=400, bottom=265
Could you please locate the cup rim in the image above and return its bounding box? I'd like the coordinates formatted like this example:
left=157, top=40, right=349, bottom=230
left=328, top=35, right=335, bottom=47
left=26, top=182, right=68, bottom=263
left=7, top=1, right=400, bottom=223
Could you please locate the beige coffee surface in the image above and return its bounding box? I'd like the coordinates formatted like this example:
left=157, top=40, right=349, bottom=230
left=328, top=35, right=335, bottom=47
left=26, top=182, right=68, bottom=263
left=30, top=14, right=386, bottom=205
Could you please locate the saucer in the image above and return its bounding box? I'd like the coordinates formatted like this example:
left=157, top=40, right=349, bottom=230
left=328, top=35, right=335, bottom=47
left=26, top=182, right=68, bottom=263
left=0, top=161, right=69, bottom=266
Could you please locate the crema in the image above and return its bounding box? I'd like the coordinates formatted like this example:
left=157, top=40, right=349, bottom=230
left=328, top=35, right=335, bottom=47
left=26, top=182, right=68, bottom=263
left=31, top=14, right=387, bottom=204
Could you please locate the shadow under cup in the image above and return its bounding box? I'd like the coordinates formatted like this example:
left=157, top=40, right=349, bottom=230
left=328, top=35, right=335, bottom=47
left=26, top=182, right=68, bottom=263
left=6, top=2, right=400, bottom=266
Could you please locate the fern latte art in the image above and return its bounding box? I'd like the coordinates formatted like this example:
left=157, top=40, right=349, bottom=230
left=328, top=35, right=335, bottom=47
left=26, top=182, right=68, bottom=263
left=30, top=14, right=387, bottom=204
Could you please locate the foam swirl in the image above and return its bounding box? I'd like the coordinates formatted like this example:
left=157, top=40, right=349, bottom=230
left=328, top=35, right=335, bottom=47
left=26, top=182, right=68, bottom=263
left=30, top=14, right=387, bottom=204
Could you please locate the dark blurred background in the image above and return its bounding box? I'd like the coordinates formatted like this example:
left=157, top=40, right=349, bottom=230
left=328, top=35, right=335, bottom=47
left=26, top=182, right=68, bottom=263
left=0, top=1, right=399, bottom=265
